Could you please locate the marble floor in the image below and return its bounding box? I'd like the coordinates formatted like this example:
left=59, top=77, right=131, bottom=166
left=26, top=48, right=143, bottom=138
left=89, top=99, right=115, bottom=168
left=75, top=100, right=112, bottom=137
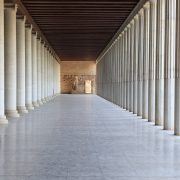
left=0, top=95, right=180, bottom=180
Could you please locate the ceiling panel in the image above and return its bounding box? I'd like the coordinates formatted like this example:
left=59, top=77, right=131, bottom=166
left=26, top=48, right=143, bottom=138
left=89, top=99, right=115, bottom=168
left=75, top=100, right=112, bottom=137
left=21, top=0, right=140, bottom=61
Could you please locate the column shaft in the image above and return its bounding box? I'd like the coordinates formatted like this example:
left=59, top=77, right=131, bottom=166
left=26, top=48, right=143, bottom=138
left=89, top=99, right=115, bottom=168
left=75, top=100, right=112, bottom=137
left=25, top=24, right=34, bottom=110
left=133, top=15, right=139, bottom=115
left=32, top=32, right=39, bottom=107
left=0, top=0, right=8, bottom=123
left=175, top=0, right=180, bottom=135
left=4, top=4, right=19, bottom=117
left=16, top=16, right=28, bottom=113
left=155, top=0, right=165, bottom=126
left=148, top=0, right=157, bottom=122
left=142, top=3, right=150, bottom=119
left=164, top=0, right=176, bottom=130
left=137, top=10, right=144, bottom=117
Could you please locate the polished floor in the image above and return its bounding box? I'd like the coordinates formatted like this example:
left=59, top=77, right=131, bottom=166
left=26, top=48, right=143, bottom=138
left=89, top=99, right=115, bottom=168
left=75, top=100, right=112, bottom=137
left=0, top=95, right=180, bottom=180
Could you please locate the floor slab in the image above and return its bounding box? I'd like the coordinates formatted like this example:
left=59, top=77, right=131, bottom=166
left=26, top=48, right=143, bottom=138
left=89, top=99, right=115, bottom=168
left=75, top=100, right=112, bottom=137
left=0, top=95, right=180, bottom=180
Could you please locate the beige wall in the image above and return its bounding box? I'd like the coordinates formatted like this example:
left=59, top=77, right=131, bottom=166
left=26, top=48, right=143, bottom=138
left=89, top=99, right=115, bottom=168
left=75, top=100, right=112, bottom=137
left=61, top=61, right=96, bottom=94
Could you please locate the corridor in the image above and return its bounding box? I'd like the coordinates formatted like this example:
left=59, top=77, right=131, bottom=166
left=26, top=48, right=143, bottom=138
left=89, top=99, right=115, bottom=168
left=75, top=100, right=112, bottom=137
left=0, top=95, right=180, bottom=180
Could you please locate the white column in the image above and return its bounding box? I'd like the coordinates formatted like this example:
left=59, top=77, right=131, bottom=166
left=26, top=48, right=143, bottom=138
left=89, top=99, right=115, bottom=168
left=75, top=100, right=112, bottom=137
left=129, top=20, right=134, bottom=113
left=121, top=32, right=125, bottom=108
left=41, top=41, right=45, bottom=103
left=123, top=29, right=127, bottom=109
left=44, top=46, right=47, bottom=100
left=126, top=26, right=130, bottom=111
left=4, top=4, right=19, bottom=118
left=148, top=0, right=157, bottom=122
left=155, top=0, right=165, bottom=126
left=175, top=0, right=180, bottom=135
left=47, top=50, right=51, bottom=99
left=137, top=9, right=144, bottom=117
left=32, top=32, right=39, bottom=107
left=16, top=15, right=28, bottom=114
left=164, top=0, right=176, bottom=130
left=25, top=24, right=34, bottom=110
left=133, top=15, right=139, bottom=115
left=0, top=0, right=8, bottom=123
left=142, top=3, right=150, bottom=120
left=37, top=37, right=43, bottom=105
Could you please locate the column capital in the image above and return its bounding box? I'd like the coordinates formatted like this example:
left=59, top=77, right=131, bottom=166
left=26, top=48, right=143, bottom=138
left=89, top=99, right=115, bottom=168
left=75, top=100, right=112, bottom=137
left=4, top=0, right=17, bottom=9
left=25, top=22, right=32, bottom=30
left=143, top=2, right=150, bottom=9
left=149, top=0, right=157, bottom=3
left=138, top=8, right=144, bottom=16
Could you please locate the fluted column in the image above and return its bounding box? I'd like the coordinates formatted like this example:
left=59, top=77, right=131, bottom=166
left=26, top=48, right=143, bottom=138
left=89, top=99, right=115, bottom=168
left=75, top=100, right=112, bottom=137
left=155, top=0, right=165, bottom=126
left=175, top=0, right=180, bottom=135
left=164, top=0, right=176, bottom=130
left=142, top=3, right=150, bottom=119
left=32, top=32, right=39, bottom=107
left=4, top=4, right=19, bottom=118
left=121, top=32, right=125, bottom=108
left=0, top=0, right=8, bottom=123
left=123, top=29, right=127, bottom=109
left=148, top=0, right=157, bottom=122
left=47, top=50, right=51, bottom=99
left=118, top=36, right=121, bottom=106
left=130, top=20, right=134, bottom=112
left=126, top=26, right=130, bottom=110
left=41, top=41, right=45, bottom=103
left=133, top=15, right=139, bottom=115
left=137, top=9, right=144, bottom=117
left=44, top=46, right=47, bottom=100
left=16, top=15, right=28, bottom=114
left=37, top=37, right=43, bottom=105
left=25, top=23, right=34, bottom=110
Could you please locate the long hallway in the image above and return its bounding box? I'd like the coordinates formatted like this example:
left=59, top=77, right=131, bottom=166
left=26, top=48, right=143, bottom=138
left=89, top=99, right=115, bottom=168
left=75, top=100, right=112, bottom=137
left=0, top=95, right=180, bottom=180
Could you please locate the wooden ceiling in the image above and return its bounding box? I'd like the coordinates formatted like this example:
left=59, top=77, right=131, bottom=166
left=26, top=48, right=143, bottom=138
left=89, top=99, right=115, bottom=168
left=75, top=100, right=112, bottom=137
left=21, top=0, right=140, bottom=61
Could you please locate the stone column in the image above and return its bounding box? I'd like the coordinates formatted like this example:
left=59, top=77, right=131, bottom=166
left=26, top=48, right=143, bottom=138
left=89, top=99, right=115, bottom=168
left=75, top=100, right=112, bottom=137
left=124, top=29, right=127, bottom=109
left=25, top=23, right=34, bottom=110
left=16, top=15, right=28, bottom=114
left=32, top=31, right=39, bottom=107
left=175, top=0, right=180, bottom=135
left=133, top=15, right=139, bottom=115
left=0, top=0, right=8, bottom=123
left=47, top=50, right=50, bottom=99
left=126, top=26, right=130, bottom=111
left=41, top=41, right=45, bottom=103
left=4, top=3, right=19, bottom=118
left=148, top=0, right=157, bottom=122
left=121, top=32, right=125, bottom=108
left=44, top=46, right=47, bottom=100
left=130, top=20, right=134, bottom=112
left=164, top=0, right=176, bottom=130
left=118, top=36, right=121, bottom=106
left=37, top=37, right=43, bottom=105
left=155, top=0, right=165, bottom=126
left=142, top=3, right=150, bottom=120
left=137, top=9, right=144, bottom=117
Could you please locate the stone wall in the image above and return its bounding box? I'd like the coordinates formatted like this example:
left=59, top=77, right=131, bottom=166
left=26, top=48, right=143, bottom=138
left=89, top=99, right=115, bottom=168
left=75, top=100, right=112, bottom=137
left=61, top=61, right=96, bottom=94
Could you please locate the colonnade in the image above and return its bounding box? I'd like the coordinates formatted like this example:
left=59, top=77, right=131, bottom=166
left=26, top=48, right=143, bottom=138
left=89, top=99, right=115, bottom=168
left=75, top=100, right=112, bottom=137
left=96, top=0, right=180, bottom=135
left=0, top=0, right=61, bottom=124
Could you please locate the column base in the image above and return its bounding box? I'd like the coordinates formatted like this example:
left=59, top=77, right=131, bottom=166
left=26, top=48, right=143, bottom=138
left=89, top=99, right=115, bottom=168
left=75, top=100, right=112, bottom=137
left=45, top=97, right=49, bottom=102
left=38, top=100, right=43, bottom=106
left=33, top=101, right=39, bottom=108
left=26, top=104, right=34, bottom=111
left=0, top=116, right=8, bottom=124
left=17, top=106, right=28, bottom=114
left=42, top=98, right=47, bottom=104
left=5, top=110, right=20, bottom=118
